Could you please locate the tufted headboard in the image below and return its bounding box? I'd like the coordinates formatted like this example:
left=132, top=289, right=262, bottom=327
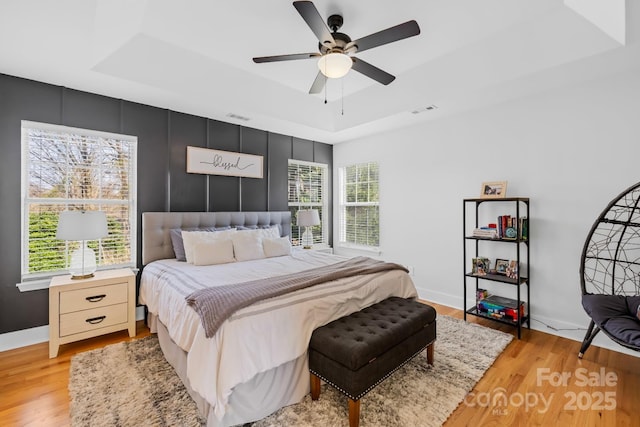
left=142, top=211, right=291, bottom=265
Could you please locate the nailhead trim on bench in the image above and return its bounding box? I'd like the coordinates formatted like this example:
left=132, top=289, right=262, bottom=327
left=310, top=337, right=435, bottom=401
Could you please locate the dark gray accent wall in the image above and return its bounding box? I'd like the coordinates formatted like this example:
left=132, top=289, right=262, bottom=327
left=170, top=112, right=208, bottom=212
left=0, top=73, right=332, bottom=335
left=268, top=133, right=293, bottom=211
left=240, top=127, right=269, bottom=211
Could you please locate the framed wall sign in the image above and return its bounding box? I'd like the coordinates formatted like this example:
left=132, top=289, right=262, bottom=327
left=186, top=146, right=263, bottom=179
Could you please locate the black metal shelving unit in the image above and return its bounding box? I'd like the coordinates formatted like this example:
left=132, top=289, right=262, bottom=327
left=463, top=197, right=530, bottom=338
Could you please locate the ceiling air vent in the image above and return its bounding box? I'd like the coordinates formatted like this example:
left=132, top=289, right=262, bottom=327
left=226, top=113, right=251, bottom=121
left=411, top=105, right=438, bottom=114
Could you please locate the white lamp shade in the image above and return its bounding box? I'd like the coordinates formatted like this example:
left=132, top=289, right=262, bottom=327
left=297, top=209, right=321, bottom=227
left=318, top=53, right=353, bottom=78
left=56, top=211, right=108, bottom=241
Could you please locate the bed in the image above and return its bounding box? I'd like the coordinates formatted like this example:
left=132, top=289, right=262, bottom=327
left=138, top=211, right=418, bottom=427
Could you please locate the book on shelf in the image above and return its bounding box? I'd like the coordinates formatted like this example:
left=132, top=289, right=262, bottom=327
left=476, top=288, right=488, bottom=309
left=472, top=228, right=498, bottom=238
left=497, top=214, right=523, bottom=239
left=519, top=217, right=528, bottom=240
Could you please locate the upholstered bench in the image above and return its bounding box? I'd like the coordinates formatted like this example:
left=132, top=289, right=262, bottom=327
left=308, top=297, right=437, bottom=427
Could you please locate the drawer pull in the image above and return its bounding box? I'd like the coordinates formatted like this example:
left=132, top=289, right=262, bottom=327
left=86, top=316, right=106, bottom=324
left=85, top=294, right=107, bottom=303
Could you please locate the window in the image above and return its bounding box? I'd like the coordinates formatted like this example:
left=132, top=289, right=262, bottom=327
left=339, top=162, right=380, bottom=249
left=288, top=160, right=328, bottom=247
left=21, top=121, right=137, bottom=282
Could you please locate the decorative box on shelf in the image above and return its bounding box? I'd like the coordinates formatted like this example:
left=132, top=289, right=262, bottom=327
left=476, top=295, right=526, bottom=323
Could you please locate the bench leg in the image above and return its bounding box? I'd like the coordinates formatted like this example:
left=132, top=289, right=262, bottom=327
left=427, top=341, right=434, bottom=365
left=348, top=398, right=360, bottom=427
left=310, top=372, right=321, bottom=400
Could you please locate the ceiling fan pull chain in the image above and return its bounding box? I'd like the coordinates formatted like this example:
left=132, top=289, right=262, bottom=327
left=324, top=74, right=328, bottom=104
left=341, top=78, right=344, bottom=115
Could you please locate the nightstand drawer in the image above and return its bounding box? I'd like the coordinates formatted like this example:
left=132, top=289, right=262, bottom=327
left=59, top=303, right=128, bottom=337
left=59, top=282, right=128, bottom=314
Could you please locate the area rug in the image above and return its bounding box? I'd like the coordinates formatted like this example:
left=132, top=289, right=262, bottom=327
left=69, top=315, right=513, bottom=427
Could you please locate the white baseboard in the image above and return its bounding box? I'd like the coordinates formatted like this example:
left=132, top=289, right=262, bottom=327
left=0, top=306, right=146, bottom=353
left=415, top=286, right=640, bottom=358
left=4, top=298, right=638, bottom=359
left=0, top=324, right=50, bottom=352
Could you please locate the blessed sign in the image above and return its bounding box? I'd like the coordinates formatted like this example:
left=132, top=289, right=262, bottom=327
left=186, top=146, right=263, bottom=179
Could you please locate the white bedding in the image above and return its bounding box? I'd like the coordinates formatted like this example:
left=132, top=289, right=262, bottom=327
left=139, top=250, right=418, bottom=425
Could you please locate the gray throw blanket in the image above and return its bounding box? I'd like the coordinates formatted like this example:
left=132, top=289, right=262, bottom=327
left=185, top=256, right=409, bottom=338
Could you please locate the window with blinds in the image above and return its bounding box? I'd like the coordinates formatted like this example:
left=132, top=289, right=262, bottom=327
left=21, top=121, right=137, bottom=280
left=339, top=162, right=380, bottom=249
left=287, top=160, right=328, bottom=247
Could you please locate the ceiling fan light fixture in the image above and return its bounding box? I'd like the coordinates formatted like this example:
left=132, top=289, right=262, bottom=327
left=318, top=52, right=352, bottom=78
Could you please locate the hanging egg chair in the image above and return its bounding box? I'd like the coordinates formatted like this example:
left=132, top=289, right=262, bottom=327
left=579, top=181, right=640, bottom=358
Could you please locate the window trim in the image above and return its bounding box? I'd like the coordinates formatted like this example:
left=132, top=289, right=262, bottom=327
left=337, top=161, right=380, bottom=251
left=20, top=121, right=138, bottom=285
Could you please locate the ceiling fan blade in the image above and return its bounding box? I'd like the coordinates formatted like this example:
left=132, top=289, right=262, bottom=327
left=293, top=1, right=336, bottom=47
left=348, top=20, right=420, bottom=53
left=309, top=71, right=326, bottom=94
left=351, top=57, right=395, bottom=85
left=253, top=53, right=320, bottom=63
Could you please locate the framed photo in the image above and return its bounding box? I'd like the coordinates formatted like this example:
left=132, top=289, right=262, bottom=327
left=506, top=260, right=519, bottom=279
left=480, top=181, right=508, bottom=199
left=472, top=257, right=490, bottom=276
left=495, top=259, right=509, bottom=275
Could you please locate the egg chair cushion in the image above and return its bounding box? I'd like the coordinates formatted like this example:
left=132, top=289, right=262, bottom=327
left=582, top=294, right=640, bottom=347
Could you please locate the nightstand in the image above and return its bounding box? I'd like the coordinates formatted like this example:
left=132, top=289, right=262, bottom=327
left=301, top=245, right=333, bottom=254
left=49, top=268, right=136, bottom=358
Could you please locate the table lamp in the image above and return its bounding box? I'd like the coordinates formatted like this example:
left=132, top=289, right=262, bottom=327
left=56, top=210, right=108, bottom=279
left=297, top=209, right=320, bottom=249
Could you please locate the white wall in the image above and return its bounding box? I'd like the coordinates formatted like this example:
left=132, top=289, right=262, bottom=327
left=333, top=67, right=640, bottom=356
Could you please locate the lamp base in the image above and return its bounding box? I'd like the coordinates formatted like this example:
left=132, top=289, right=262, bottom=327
left=69, top=241, right=97, bottom=280
left=301, top=227, right=314, bottom=249
left=70, top=272, right=95, bottom=280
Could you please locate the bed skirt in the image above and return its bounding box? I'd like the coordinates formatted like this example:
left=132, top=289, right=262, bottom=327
left=150, top=313, right=310, bottom=427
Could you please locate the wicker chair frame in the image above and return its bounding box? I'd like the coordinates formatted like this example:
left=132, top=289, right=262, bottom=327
left=579, top=181, right=640, bottom=358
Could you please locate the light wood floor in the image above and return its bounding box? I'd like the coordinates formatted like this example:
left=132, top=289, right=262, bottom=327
left=0, top=321, right=151, bottom=426
left=1, top=304, right=639, bottom=426
left=435, top=303, right=640, bottom=427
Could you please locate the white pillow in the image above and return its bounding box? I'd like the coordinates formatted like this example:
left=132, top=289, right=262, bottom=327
left=263, top=237, right=292, bottom=258
left=192, top=239, right=235, bottom=266
left=182, top=229, right=236, bottom=264
left=232, top=231, right=266, bottom=262
left=237, top=227, right=280, bottom=239
left=260, top=225, right=280, bottom=239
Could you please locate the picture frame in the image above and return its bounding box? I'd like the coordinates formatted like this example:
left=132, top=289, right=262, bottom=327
left=472, top=257, right=490, bottom=276
left=495, top=258, right=509, bottom=275
left=506, top=260, right=519, bottom=279
left=480, top=181, right=508, bottom=199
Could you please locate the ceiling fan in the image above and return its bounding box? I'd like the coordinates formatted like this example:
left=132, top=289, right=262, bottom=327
left=252, top=1, right=420, bottom=94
